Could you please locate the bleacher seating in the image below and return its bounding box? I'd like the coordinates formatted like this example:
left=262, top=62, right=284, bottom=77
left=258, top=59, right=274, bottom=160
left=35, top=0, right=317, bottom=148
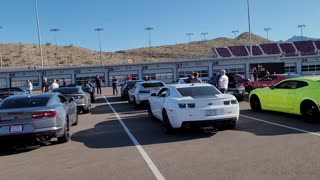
left=260, top=43, right=281, bottom=55
left=293, top=41, right=316, bottom=56
left=279, top=43, right=298, bottom=57
left=215, top=47, right=232, bottom=57
left=228, top=46, right=249, bottom=56
left=246, top=45, right=263, bottom=56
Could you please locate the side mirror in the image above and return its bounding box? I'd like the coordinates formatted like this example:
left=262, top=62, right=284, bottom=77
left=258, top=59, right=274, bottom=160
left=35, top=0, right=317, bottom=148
left=69, top=97, right=75, bottom=102
left=269, top=85, right=275, bottom=90
left=151, top=93, right=157, bottom=96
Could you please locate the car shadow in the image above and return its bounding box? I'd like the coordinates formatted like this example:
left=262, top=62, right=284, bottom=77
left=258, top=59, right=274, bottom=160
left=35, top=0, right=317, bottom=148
left=71, top=114, right=216, bottom=149
left=237, top=109, right=320, bottom=136
left=0, top=141, right=61, bottom=156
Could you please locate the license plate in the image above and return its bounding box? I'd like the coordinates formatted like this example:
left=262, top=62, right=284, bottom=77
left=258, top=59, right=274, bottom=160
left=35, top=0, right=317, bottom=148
left=227, top=91, right=233, bottom=94
left=9, top=125, right=23, bottom=133
left=206, top=110, right=218, bottom=116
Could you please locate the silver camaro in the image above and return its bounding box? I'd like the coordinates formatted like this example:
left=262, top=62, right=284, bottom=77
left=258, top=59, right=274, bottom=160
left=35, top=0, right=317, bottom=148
left=0, top=93, right=78, bottom=144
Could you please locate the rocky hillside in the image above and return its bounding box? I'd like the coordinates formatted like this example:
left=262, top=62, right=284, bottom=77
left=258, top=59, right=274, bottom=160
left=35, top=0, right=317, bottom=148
left=0, top=32, right=273, bottom=69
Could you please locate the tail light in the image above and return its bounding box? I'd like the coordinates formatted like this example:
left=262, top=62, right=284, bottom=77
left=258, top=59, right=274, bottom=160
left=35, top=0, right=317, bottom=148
left=32, top=111, right=57, bottom=119
left=188, top=103, right=195, bottom=108
left=224, top=101, right=230, bottom=105
left=178, top=103, right=186, bottom=108
left=75, top=95, right=84, bottom=99
left=231, top=100, right=238, bottom=104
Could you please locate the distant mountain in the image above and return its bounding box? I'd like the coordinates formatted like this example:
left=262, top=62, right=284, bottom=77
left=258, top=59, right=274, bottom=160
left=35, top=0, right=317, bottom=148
left=278, top=35, right=319, bottom=43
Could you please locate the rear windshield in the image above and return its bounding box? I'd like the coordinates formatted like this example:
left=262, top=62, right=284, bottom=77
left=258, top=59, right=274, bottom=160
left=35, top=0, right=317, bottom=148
left=53, top=88, right=80, bottom=94
left=142, top=82, right=165, bottom=88
left=0, top=97, right=50, bottom=109
left=177, top=86, right=221, bottom=98
left=127, top=81, right=143, bottom=86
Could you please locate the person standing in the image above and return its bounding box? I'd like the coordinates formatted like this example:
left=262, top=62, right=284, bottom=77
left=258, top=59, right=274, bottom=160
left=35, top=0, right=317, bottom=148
left=191, top=72, right=202, bottom=83
left=127, top=75, right=132, bottom=81
left=51, top=79, right=59, bottom=90
left=218, top=70, right=229, bottom=94
left=42, top=78, right=50, bottom=93
left=62, top=78, right=67, bottom=86
left=26, top=80, right=33, bottom=94
left=95, top=75, right=102, bottom=95
left=112, top=76, right=118, bottom=95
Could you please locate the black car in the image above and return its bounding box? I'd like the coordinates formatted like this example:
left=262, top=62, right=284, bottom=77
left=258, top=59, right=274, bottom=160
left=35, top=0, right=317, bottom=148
left=120, top=80, right=144, bottom=99
left=209, top=73, right=246, bottom=101
left=0, top=87, right=29, bottom=99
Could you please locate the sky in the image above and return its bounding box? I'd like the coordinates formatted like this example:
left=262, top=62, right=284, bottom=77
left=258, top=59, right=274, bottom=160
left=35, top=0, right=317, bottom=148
left=0, top=0, right=320, bottom=52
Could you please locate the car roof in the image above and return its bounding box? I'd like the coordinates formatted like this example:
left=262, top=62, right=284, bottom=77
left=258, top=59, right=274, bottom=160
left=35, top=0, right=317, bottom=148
left=138, top=81, right=164, bottom=84
left=168, top=83, right=212, bottom=89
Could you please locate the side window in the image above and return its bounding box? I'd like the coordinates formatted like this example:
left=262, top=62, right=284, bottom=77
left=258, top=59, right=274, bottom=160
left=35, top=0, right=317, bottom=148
left=275, top=81, right=298, bottom=89
left=261, top=76, right=269, bottom=81
left=58, top=95, right=67, bottom=103
left=271, top=76, right=278, bottom=81
left=158, top=88, right=168, bottom=97
left=296, top=81, right=308, bottom=89
left=55, top=96, right=62, bottom=103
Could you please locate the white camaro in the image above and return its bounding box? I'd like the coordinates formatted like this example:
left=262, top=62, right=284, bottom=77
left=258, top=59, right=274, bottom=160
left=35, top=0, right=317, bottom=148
left=128, top=81, right=166, bottom=105
left=148, top=83, right=240, bottom=133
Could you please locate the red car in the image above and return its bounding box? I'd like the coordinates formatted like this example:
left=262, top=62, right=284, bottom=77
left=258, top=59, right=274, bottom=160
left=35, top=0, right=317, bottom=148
left=247, top=74, right=301, bottom=93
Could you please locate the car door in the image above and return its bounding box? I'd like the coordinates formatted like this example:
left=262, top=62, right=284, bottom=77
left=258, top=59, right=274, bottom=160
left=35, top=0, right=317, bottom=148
left=128, top=83, right=138, bottom=102
left=266, top=81, right=298, bottom=113
left=260, top=76, right=273, bottom=87
left=152, top=88, right=169, bottom=119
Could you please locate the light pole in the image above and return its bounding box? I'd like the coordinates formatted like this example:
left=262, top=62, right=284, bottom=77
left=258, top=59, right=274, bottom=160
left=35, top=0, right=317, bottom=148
left=298, top=25, right=306, bottom=41
left=186, top=33, right=194, bottom=58
left=201, top=32, right=208, bottom=56
left=247, top=0, right=253, bottom=56
left=50, top=28, right=60, bottom=67
left=34, top=0, right=44, bottom=68
left=264, top=27, right=271, bottom=42
left=145, top=27, right=154, bottom=60
left=94, top=28, right=104, bottom=65
left=0, top=26, right=2, bottom=68
left=232, top=30, right=239, bottom=39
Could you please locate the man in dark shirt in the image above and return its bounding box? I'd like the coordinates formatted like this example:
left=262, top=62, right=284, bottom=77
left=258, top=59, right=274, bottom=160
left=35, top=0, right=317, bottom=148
left=95, top=75, right=102, bottom=95
left=42, top=77, right=50, bottom=93
left=112, top=76, right=118, bottom=95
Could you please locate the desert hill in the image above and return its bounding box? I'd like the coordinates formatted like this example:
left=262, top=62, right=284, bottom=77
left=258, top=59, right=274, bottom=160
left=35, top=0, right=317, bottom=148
left=0, top=32, right=273, bottom=69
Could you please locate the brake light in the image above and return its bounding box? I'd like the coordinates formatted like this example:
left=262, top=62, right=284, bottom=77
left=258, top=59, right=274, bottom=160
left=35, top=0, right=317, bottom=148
left=188, top=103, right=195, bottom=108
left=178, top=104, right=186, bottom=108
left=224, top=101, right=230, bottom=105
left=32, top=111, right=57, bottom=119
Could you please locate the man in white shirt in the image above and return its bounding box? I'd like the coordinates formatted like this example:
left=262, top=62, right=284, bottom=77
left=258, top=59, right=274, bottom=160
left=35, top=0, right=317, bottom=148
left=51, top=79, right=59, bottom=90
left=218, top=69, right=229, bottom=94
left=26, top=80, right=33, bottom=94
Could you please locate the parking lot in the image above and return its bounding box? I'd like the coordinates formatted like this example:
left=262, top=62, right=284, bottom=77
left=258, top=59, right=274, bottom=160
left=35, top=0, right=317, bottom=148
left=1, top=87, right=320, bottom=180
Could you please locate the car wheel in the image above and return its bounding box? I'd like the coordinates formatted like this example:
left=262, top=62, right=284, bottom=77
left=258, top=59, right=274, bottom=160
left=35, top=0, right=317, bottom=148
left=57, top=118, right=70, bottom=143
left=250, top=95, right=262, bottom=112
left=162, top=110, right=174, bottom=134
left=148, top=105, right=155, bottom=119
left=301, top=101, right=320, bottom=122
left=228, top=119, right=237, bottom=129
left=83, top=107, right=90, bottom=114
left=237, top=96, right=244, bottom=102
left=72, top=113, right=79, bottom=126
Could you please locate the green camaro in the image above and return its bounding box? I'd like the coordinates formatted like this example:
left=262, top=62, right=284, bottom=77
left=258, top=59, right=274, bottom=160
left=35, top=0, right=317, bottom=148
left=249, top=76, right=320, bottom=122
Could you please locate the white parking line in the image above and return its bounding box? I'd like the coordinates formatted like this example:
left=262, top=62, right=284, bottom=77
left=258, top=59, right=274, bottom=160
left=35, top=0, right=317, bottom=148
left=103, top=96, right=165, bottom=180
left=240, top=114, right=320, bottom=137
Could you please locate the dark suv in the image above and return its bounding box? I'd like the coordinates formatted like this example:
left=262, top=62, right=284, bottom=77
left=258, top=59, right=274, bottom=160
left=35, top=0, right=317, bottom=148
left=209, top=73, right=246, bottom=101
left=120, top=80, right=144, bottom=100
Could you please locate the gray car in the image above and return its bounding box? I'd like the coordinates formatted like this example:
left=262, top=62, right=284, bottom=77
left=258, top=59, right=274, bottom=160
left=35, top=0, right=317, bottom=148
left=52, top=86, right=91, bottom=114
left=0, top=93, right=78, bottom=144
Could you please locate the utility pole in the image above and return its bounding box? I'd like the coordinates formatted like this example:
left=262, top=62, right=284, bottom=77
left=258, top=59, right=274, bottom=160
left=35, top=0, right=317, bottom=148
left=298, top=25, right=306, bottom=41
left=264, top=27, right=271, bottom=42
left=247, top=0, right=253, bottom=57
left=201, top=32, right=208, bottom=56
left=50, top=28, right=60, bottom=67
left=34, top=0, right=44, bottom=68
left=232, top=30, right=239, bottom=39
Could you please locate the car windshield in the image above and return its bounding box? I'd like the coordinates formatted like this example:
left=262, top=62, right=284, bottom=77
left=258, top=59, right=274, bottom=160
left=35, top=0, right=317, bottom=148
left=0, top=88, right=23, bottom=92
left=0, top=97, right=50, bottom=109
left=53, top=88, right=80, bottom=94
left=141, top=82, right=165, bottom=88
left=177, top=86, right=221, bottom=98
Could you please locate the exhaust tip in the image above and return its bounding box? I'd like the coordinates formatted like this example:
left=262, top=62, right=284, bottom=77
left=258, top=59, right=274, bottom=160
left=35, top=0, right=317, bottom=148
left=184, top=123, right=191, bottom=129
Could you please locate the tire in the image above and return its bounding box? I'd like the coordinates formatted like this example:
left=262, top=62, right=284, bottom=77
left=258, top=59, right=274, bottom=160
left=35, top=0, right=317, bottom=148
left=83, top=107, right=90, bottom=114
left=250, top=95, right=262, bottom=112
left=237, top=96, right=244, bottom=102
left=301, top=101, right=320, bottom=122
left=72, top=113, right=79, bottom=126
left=162, top=110, right=174, bottom=134
left=57, top=118, right=70, bottom=143
left=148, top=105, right=155, bottom=119
left=228, top=120, right=237, bottom=129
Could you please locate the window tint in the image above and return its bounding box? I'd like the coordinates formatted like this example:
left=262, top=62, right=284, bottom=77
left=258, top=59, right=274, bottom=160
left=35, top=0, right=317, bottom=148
left=177, top=86, right=221, bottom=98
left=52, top=88, right=80, bottom=94
left=0, top=97, right=49, bottom=109
left=141, top=82, right=165, bottom=88
left=127, top=80, right=143, bottom=86
left=58, top=95, right=67, bottom=103
left=158, top=88, right=168, bottom=97
left=275, top=81, right=298, bottom=89
left=296, top=81, right=308, bottom=88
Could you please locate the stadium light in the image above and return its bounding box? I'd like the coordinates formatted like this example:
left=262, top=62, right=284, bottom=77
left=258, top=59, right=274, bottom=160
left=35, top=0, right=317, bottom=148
left=34, top=0, right=44, bottom=68
left=297, top=25, right=306, bottom=41
left=94, top=28, right=104, bottom=65
left=247, top=0, right=253, bottom=57
left=50, top=28, right=60, bottom=67
left=264, top=28, right=271, bottom=42
left=232, top=30, right=239, bottom=39
left=145, top=27, right=154, bottom=60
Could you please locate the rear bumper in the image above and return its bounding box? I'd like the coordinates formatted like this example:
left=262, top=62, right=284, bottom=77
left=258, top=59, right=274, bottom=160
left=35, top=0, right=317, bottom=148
left=0, top=128, right=63, bottom=142
left=181, top=118, right=237, bottom=129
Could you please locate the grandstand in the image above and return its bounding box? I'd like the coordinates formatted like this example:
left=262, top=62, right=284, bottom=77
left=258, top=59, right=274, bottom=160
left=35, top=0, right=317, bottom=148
left=214, top=40, right=319, bottom=58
